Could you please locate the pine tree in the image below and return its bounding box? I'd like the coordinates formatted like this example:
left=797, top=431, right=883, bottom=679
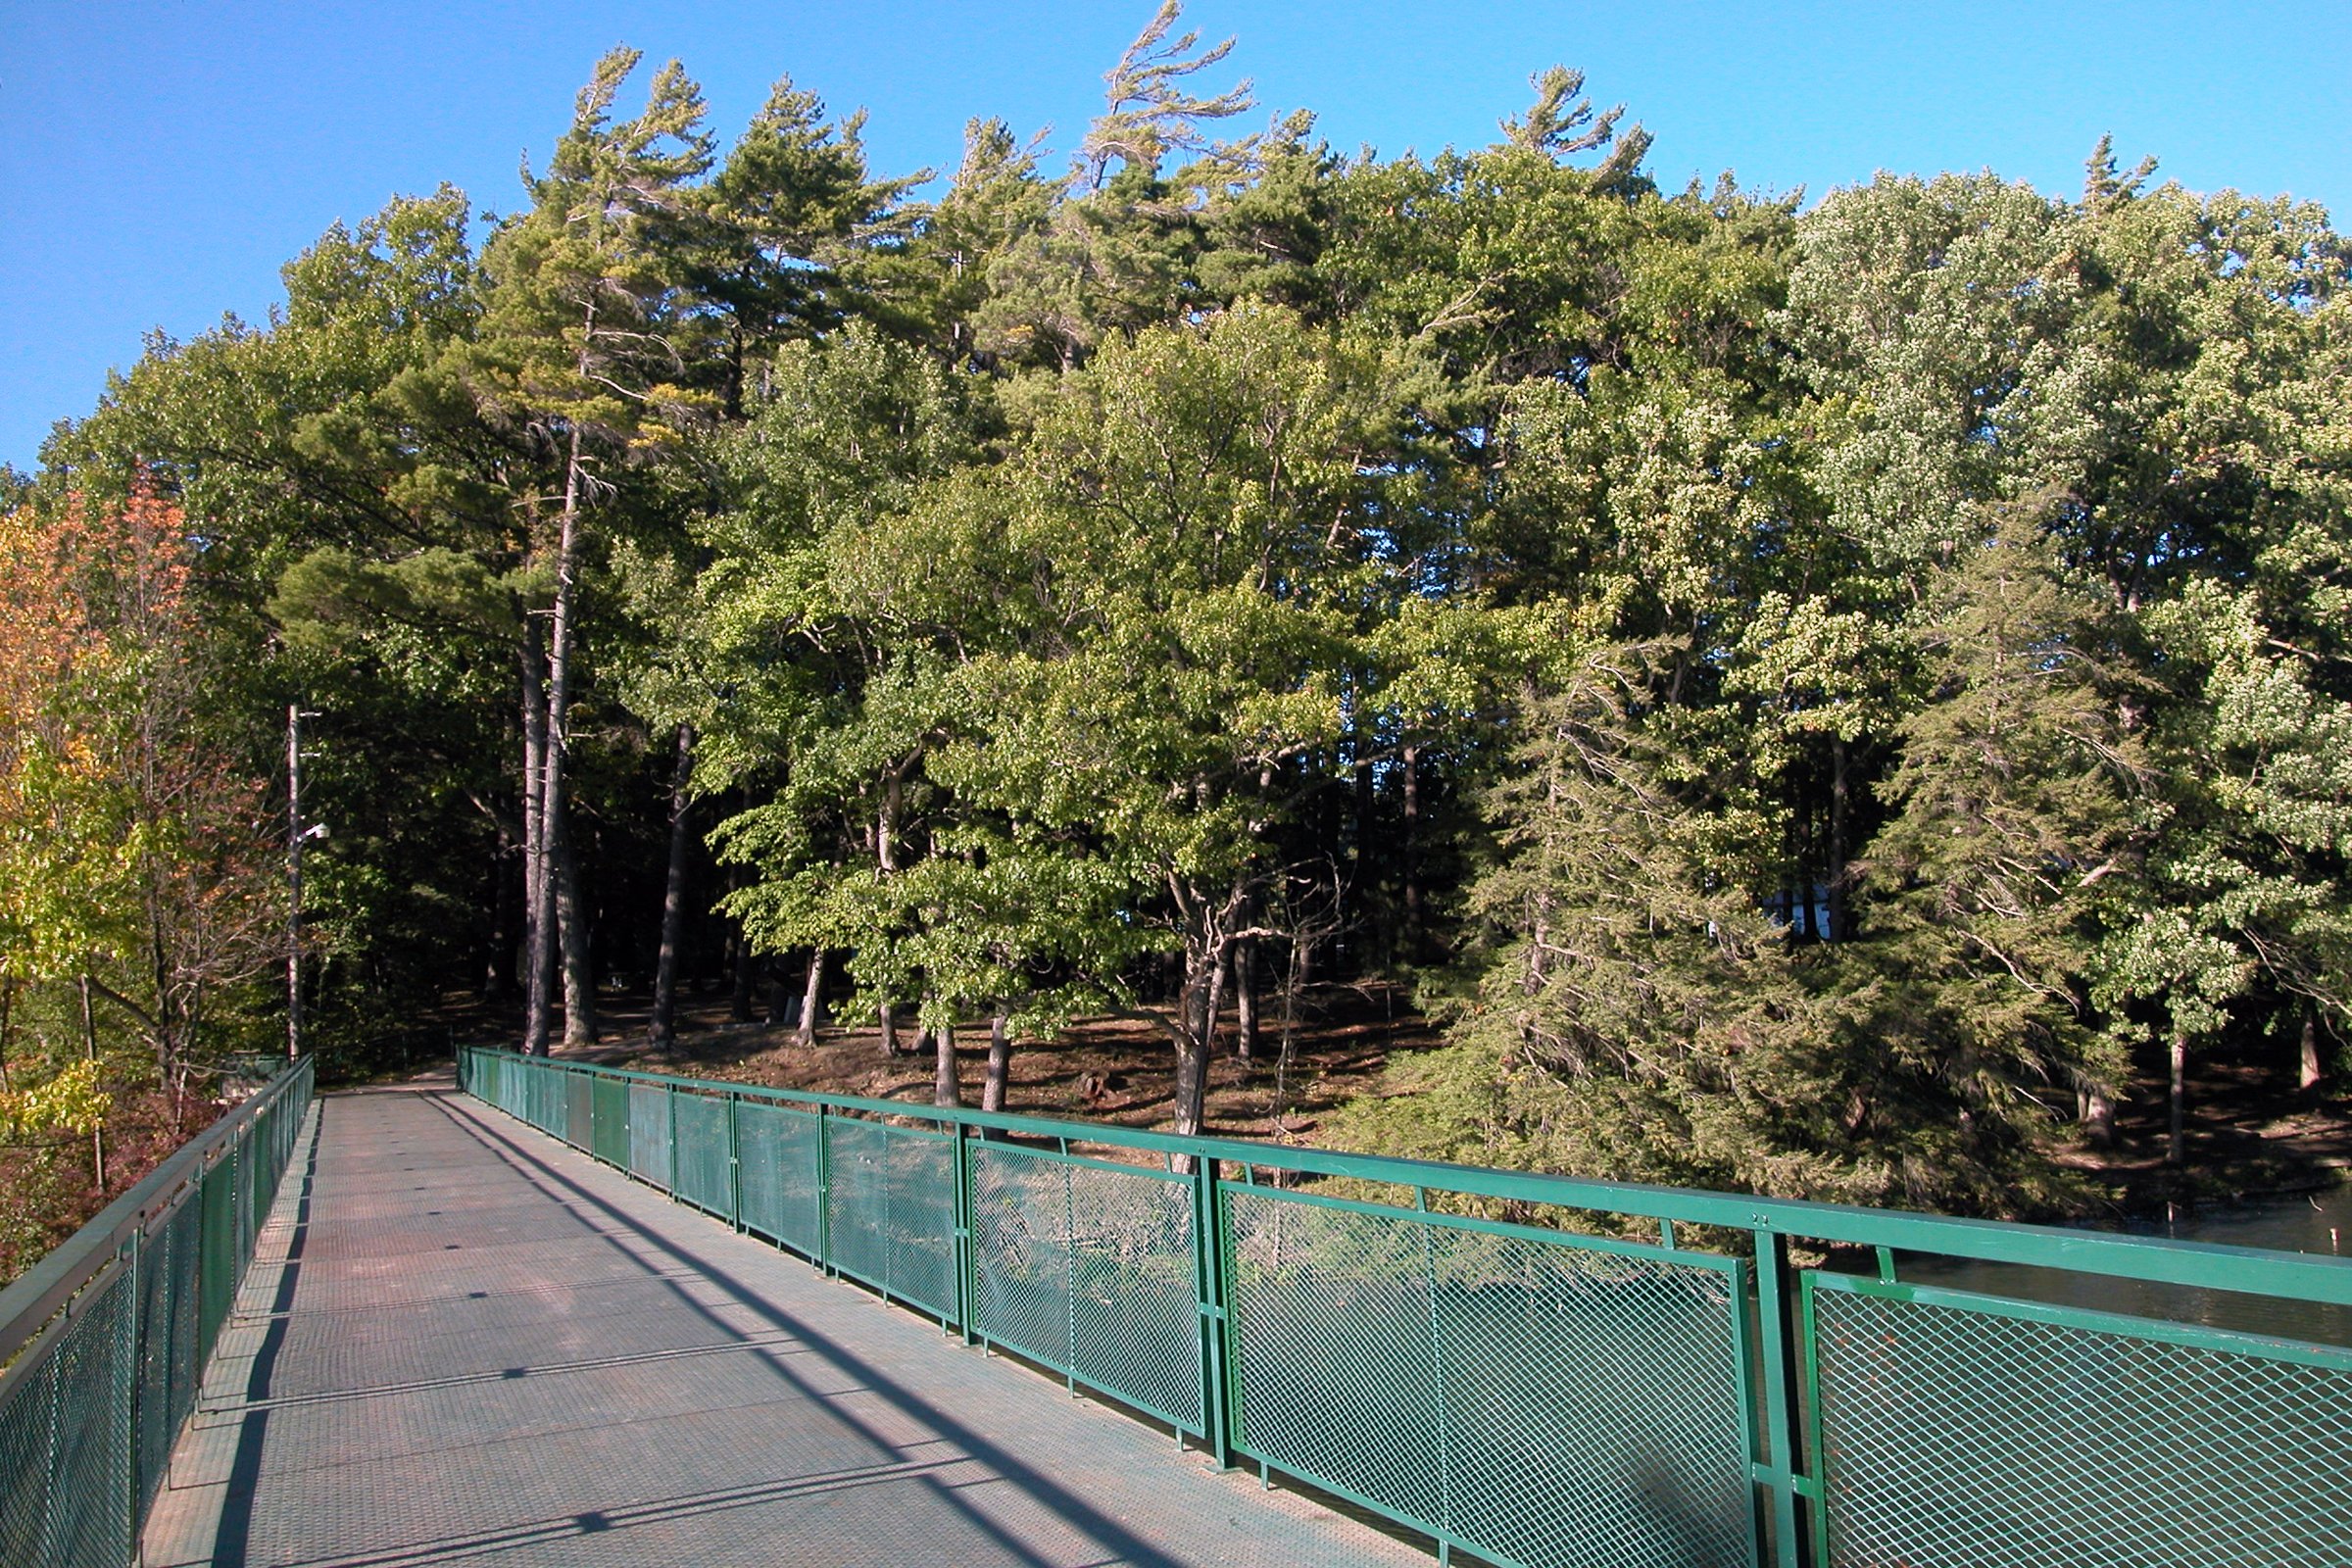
left=1853, top=529, right=2149, bottom=1200
left=474, top=48, right=715, bottom=1051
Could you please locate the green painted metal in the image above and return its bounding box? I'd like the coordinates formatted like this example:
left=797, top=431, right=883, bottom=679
left=1805, top=1272, right=2352, bottom=1568
left=1221, top=1184, right=1755, bottom=1568
left=824, top=1117, right=958, bottom=1322
left=735, top=1100, right=822, bottom=1255
left=457, top=1046, right=2352, bottom=1568
left=589, top=1072, right=629, bottom=1167
left=966, top=1138, right=1203, bottom=1433
left=626, top=1081, right=668, bottom=1188
left=564, top=1070, right=594, bottom=1152
left=671, top=1092, right=733, bottom=1220
left=1752, top=1231, right=1810, bottom=1567
left=0, top=1054, right=313, bottom=1568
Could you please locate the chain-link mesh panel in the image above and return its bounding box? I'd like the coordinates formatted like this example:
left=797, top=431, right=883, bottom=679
left=672, top=1094, right=734, bottom=1218
left=1809, top=1277, right=2352, bottom=1568
left=0, top=1320, right=59, bottom=1564
left=48, top=1263, right=133, bottom=1568
left=824, top=1119, right=956, bottom=1319
left=824, top=1117, right=893, bottom=1289
left=1224, top=1188, right=1753, bottom=1568
left=233, top=1137, right=254, bottom=1268
left=968, top=1143, right=1202, bottom=1433
left=736, top=1102, right=821, bottom=1256
left=969, top=1145, right=1067, bottom=1368
left=165, top=1193, right=200, bottom=1446
left=565, top=1071, right=595, bottom=1152
left=197, top=1155, right=235, bottom=1360
left=628, top=1083, right=670, bottom=1190
left=133, top=1205, right=179, bottom=1517
left=590, top=1073, right=630, bottom=1168
left=534, top=1059, right=568, bottom=1140
left=887, top=1129, right=956, bottom=1318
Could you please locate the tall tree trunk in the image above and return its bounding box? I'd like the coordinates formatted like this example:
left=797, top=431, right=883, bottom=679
left=934, top=1017, right=961, bottom=1107
left=2084, top=1086, right=2115, bottom=1147
left=555, top=829, right=594, bottom=1046
left=649, top=724, right=694, bottom=1047
left=1201, top=943, right=1227, bottom=1063
left=0, top=977, right=12, bottom=1093
left=79, top=977, right=105, bottom=1190
left=875, top=764, right=906, bottom=1055
left=1400, top=741, right=1422, bottom=954
left=1828, top=734, right=1850, bottom=942
left=1172, top=1024, right=1209, bottom=1140
left=1351, top=751, right=1375, bottom=880
left=1284, top=929, right=1312, bottom=1050
left=797, top=950, right=824, bottom=1048
left=982, top=1009, right=1012, bottom=1112
left=729, top=923, right=756, bottom=1023
left=539, top=418, right=588, bottom=1050
left=521, top=623, right=553, bottom=1054
left=486, top=824, right=517, bottom=1001
left=1234, top=940, right=1259, bottom=1060
left=2300, top=1010, right=2325, bottom=1091
left=1172, top=947, right=1222, bottom=1140
left=2167, top=1027, right=2188, bottom=1166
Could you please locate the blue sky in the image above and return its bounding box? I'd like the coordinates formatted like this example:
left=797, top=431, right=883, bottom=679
left=3, top=1, right=2344, bottom=470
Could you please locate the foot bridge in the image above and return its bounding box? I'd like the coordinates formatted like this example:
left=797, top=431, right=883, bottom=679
left=5, top=1048, right=2350, bottom=1567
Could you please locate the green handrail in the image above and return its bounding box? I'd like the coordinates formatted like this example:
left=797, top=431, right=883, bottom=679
left=458, top=1045, right=2352, bottom=1568
left=0, top=1054, right=315, bottom=1567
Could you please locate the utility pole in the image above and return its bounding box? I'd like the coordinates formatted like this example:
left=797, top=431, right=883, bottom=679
left=287, top=706, right=325, bottom=1058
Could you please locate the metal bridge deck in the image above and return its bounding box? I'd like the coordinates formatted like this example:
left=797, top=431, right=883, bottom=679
left=142, top=1077, right=1431, bottom=1568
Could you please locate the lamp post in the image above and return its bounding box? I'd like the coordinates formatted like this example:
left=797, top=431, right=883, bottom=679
left=287, top=706, right=326, bottom=1058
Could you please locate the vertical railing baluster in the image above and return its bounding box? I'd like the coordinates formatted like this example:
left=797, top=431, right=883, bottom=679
left=1193, top=1153, right=1234, bottom=1468
left=1752, top=1229, right=1813, bottom=1568
left=814, top=1104, right=833, bottom=1275
left=727, top=1091, right=743, bottom=1230
left=123, top=1226, right=142, bottom=1558
left=953, top=1119, right=976, bottom=1344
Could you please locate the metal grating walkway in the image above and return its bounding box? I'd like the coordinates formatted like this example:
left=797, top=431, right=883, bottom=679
left=141, top=1077, right=1433, bottom=1568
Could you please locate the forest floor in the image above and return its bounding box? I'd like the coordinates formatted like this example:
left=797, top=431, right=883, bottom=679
left=447, top=983, right=2352, bottom=1219
left=520, top=979, right=1441, bottom=1147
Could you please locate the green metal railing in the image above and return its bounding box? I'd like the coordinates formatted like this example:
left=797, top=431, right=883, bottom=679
left=0, top=1054, right=314, bottom=1568
left=458, top=1046, right=2352, bottom=1568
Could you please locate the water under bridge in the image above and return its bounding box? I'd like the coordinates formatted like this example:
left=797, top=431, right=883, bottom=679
left=6, top=1049, right=2351, bottom=1567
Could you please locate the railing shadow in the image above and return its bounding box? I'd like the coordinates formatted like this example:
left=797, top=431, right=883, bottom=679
left=411, top=1090, right=1201, bottom=1568
left=205, top=1098, right=322, bottom=1568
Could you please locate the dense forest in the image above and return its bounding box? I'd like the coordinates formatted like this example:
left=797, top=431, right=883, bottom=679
left=7, top=4, right=2350, bottom=1270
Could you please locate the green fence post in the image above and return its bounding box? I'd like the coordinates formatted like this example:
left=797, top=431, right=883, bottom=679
left=122, top=1226, right=142, bottom=1560
left=953, top=1121, right=976, bottom=1345
left=665, top=1081, right=679, bottom=1197
left=815, top=1104, right=833, bottom=1277
left=1752, top=1228, right=1815, bottom=1568
left=40, top=1296, right=60, bottom=1563
left=727, top=1091, right=743, bottom=1230
left=1194, top=1154, right=1235, bottom=1470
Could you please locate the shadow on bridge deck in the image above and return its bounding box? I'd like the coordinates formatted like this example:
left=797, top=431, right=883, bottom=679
left=143, top=1077, right=1433, bottom=1568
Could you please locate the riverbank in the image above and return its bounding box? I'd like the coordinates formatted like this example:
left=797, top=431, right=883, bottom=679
left=2056, top=1053, right=2352, bottom=1218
